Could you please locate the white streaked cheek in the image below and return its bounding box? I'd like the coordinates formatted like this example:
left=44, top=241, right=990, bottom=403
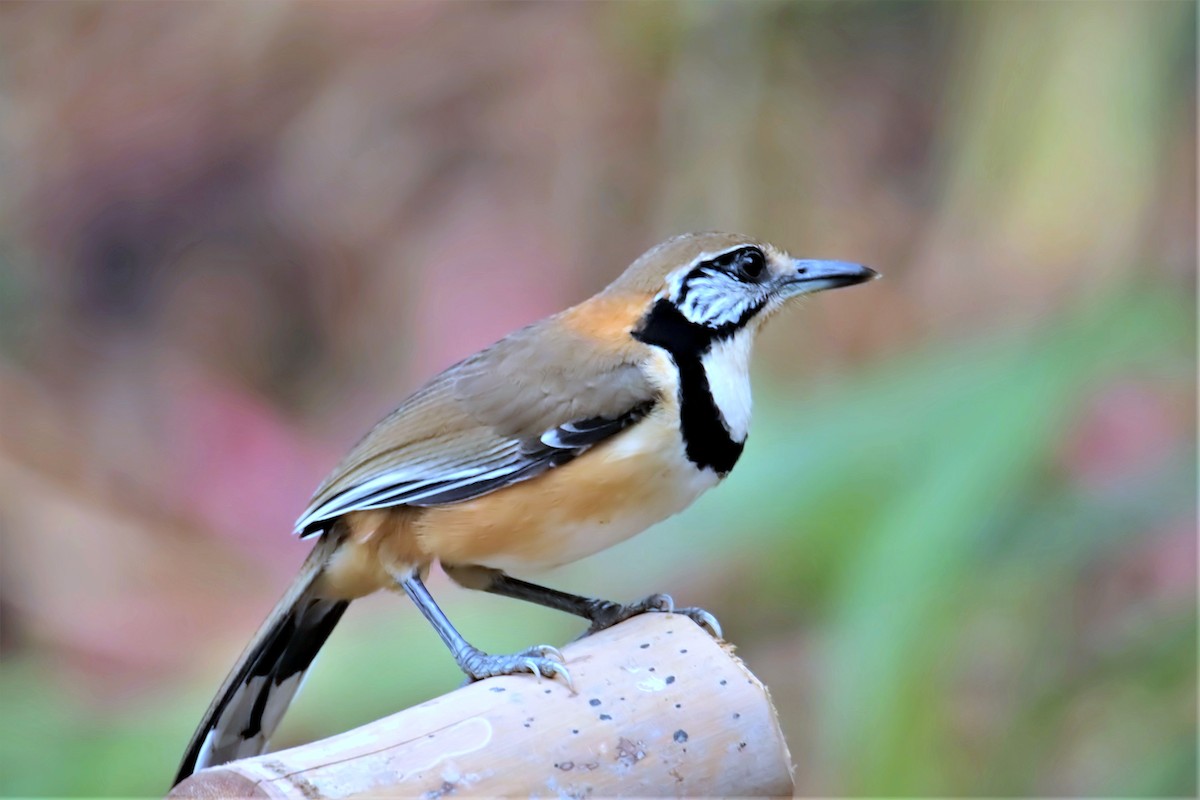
left=679, top=273, right=754, bottom=329
left=701, top=331, right=754, bottom=441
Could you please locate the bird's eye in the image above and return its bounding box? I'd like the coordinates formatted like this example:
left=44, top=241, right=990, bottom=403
left=733, top=248, right=766, bottom=282
left=708, top=247, right=766, bottom=282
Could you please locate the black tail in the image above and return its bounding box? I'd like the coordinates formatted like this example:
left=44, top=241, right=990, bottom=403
left=174, top=541, right=348, bottom=786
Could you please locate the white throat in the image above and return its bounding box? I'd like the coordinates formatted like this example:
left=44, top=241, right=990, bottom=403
left=700, top=330, right=755, bottom=442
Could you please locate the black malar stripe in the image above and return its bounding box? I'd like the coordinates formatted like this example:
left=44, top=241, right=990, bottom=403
left=633, top=298, right=750, bottom=475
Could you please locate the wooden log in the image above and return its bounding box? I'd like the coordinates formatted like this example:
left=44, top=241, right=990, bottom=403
left=169, top=612, right=794, bottom=798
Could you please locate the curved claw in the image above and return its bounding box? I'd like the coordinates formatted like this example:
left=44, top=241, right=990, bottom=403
left=579, top=592, right=722, bottom=641
left=458, top=642, right=571, bottom=681
left=639, top=593, right=675, bottom=613
left=524, top=644, right=565, bottom=664
left=678, top=607, right=723, bottom=639
left=639, top=593, right=722, bottom=639
left=522, top=655, right=575, bottom=691
left=541, top=660, right=576, bottom=693
left=458, top=646, right=573, bottom=688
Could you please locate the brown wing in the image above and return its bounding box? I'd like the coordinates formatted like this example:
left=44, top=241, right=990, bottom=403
left=294, top=315, right=656, bottom=536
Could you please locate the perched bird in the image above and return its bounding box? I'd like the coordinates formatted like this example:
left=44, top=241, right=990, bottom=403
left=174, top=231, right=876, bottom=785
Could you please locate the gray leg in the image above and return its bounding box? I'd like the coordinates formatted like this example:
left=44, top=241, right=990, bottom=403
left=397, top=572, right=572, bottom=688
left=458, top=570, right=722, bottom=639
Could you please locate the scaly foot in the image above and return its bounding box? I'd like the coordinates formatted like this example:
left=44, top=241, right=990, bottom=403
left=582, top=593, right=722, bottom=639
left=456, top=643, right=574, bottom=691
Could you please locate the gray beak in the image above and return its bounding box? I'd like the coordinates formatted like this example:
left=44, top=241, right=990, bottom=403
left=784, top=259, right=879, bottom=295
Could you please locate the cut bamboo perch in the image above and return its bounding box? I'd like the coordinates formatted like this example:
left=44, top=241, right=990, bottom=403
left=169, top=612, right=794, bottom=798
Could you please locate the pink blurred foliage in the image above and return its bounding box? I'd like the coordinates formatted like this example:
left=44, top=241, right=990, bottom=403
left=163, top=361, right=337, bottom=567
left=0, top=2, right=638, bottom=698
left=1056, top=378, right=1196, bottom=616
left=1059, top=378, right=1192, bottom=493
left=407, top=194, right=575, bottom=377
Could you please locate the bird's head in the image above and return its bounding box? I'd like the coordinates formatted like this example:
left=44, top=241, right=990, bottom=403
left=608, top=231, right=877, bottom=345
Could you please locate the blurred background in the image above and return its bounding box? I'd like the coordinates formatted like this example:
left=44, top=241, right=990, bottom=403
left=0, top=1, right=1195, bottom=796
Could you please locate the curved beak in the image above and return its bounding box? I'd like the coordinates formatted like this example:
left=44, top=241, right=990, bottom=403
left=783, top=259, right=879, bottom=296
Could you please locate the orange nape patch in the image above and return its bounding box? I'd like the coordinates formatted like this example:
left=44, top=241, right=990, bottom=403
left=558, top=293, right=653, bottom=352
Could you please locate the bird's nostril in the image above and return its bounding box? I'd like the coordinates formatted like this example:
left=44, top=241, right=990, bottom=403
left=796, top=267, right=807, bottom=274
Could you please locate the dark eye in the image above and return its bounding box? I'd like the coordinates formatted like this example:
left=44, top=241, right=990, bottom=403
left=733, top=248, right=766, bottom=281
left=709, top=247, right=766, bottom=282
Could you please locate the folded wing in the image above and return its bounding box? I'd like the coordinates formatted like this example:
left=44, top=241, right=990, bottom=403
left=295, top=317, right=655, bottom=536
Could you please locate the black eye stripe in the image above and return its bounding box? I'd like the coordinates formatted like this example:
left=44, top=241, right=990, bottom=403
left=705, top=246, right=766, bottom=282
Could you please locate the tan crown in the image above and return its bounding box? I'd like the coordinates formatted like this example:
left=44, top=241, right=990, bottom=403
left=601, top=231, right=766, bottom=297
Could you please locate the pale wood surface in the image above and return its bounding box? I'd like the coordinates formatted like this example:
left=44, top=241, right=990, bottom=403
left=170, top=612, right=794, bottom=798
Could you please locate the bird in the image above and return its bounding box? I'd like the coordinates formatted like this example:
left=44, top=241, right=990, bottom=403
left=173, top=231, right=877, bottom=785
